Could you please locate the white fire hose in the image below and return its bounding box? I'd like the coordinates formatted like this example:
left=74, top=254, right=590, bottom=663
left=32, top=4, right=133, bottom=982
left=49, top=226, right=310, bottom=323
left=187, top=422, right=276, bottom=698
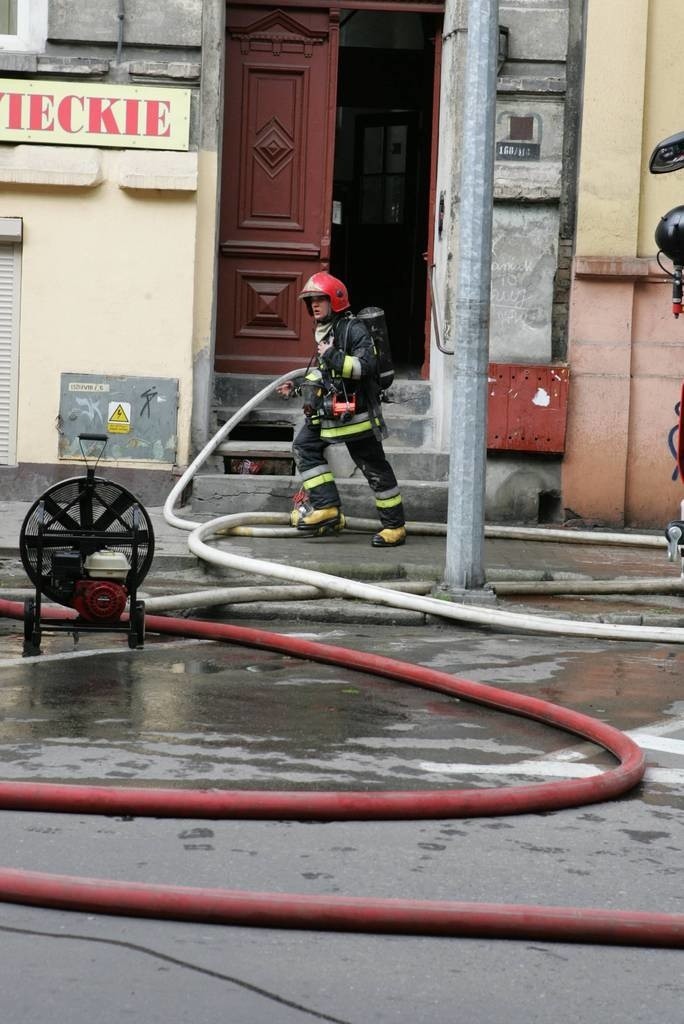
left=159, top=372, right=684, bottom=644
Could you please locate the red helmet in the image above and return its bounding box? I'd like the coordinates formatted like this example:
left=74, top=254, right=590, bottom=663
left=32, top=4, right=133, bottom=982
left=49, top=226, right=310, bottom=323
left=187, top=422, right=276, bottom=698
left=298, top=272, right=349, bottom=313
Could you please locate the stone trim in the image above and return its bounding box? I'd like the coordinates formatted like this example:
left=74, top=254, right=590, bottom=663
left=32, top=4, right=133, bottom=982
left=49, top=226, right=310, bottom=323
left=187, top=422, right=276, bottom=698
left=494, top=161, right=562, bottom=202
left=0, top=146, right=198, bottom=191
left=116, top=150, right=198, bottom=191
left=0, top=53, right=37, bottom=73
left=127, top=61, right=201, bottom=82
left=37, top=56, right=109, bottom=76
left=0, top=144, right=103, bottom=186
left=498, top=75, right=566, bottom=97
left=573, top=256, right=666, bottom=281
left=0, top=53, right=109, bottom=76
left=0, top=55, right=201, bottom=81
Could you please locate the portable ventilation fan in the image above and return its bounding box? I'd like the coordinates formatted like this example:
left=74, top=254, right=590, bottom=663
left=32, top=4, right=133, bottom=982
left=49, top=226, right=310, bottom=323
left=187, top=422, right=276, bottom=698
left=19, top=434, right=155, bottom=656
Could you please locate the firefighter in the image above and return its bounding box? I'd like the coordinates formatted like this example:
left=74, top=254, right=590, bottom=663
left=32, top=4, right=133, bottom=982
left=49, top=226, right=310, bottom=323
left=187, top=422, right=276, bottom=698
left=278, top=272, right=406, bottom=547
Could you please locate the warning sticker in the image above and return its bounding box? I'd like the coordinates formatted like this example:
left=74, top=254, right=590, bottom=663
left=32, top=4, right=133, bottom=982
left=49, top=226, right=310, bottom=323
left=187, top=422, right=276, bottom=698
left=107, top=401, right=131, bottom=434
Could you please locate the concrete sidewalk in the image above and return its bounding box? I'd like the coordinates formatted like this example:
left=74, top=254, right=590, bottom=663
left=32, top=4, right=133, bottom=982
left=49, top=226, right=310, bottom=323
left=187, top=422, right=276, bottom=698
left=0, top=500, right=192, bottom=562
left=1, top=498, right=682, bottom=626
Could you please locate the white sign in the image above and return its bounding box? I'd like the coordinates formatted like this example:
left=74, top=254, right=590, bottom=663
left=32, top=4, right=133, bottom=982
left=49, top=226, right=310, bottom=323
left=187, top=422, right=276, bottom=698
left=0, top=79, right=191, bottom=151
left=107, top=401, right=131, bottom=434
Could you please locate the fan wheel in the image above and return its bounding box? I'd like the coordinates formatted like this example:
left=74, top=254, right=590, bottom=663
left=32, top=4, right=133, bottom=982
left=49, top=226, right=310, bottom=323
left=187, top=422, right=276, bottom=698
left=19, top=475, right=155, bottom=608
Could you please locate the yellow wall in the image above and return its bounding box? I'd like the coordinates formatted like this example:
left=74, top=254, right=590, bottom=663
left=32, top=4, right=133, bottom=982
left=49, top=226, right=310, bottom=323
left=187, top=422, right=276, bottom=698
left=0, top=149, right=197, bottom=468
left=577, top=0, right=684, bottom=259
left=639, top=0, right=684, bottom=254
left=575, top=0, right=648, bottom=258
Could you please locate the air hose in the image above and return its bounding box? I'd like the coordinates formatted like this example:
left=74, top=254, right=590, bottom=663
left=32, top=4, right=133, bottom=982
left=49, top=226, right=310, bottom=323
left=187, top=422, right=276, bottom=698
left=1, top=596, right=684, bottom=948
left=0, top=599, right=647, bottom=818
left=159, top=370, right=684, bottom=643
left=185, top=512, right=684, bottom=644
left=1, top=374, right=683, bottom=947
left=3, top=870, right=683, bottom=948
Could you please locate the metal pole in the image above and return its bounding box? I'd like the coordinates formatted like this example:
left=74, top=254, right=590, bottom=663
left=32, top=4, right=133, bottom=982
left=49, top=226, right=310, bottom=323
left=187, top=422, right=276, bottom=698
left=442, top=0, right=499, bottom=594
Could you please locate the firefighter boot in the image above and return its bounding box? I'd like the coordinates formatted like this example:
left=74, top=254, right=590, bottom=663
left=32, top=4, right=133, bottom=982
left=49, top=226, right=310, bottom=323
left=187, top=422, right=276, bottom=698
left=371, top=526, right=407, bottom=548
left=295, top=504, right=345, bottom=536
left=290, top=493, right=312, bottom=528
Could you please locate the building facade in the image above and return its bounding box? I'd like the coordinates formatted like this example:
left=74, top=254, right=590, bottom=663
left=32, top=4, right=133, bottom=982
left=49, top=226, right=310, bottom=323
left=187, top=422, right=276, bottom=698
left=563, top=0, right=684, bottom=528
left=0, top=0, right=207, bottom=501
left=0, top=0, right=581, bottom=525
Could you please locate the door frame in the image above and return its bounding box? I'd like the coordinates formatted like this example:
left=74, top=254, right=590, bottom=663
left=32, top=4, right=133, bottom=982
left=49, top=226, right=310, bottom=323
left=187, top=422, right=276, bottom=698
left=218, top=0, right=444, bottom=376
left=422, top=25, right=442, bottom=379
left=231, top=0, right=444, bottom=11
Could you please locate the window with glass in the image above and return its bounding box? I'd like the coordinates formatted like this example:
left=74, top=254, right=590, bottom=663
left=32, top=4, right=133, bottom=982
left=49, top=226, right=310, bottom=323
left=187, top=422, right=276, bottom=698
left=360, top=122, right=408, bottom=226
left=0, top=1, right=48, bottom=52
left=0, top=0, right=17, bottom=35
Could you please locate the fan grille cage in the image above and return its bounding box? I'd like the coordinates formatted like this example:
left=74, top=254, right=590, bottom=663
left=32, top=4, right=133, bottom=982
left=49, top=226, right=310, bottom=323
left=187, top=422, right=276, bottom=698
left=20, top=476, right=155, bottom=603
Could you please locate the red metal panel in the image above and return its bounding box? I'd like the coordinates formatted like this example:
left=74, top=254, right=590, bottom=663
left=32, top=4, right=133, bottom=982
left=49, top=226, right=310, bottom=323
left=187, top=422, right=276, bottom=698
left=487, top=364, right=569, bottom=454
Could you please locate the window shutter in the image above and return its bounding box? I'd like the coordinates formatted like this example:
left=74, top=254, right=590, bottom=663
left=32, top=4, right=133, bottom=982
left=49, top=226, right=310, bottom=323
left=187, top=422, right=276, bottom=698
left=0, top=243, right=19, bottom=465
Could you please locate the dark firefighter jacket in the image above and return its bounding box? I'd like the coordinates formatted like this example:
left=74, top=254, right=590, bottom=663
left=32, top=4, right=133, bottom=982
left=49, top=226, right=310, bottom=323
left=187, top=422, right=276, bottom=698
left=304, top=311, right=387, bottom=443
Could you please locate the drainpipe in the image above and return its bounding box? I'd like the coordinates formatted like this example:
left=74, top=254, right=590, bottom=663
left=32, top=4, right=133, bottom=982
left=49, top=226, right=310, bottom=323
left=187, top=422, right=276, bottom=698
left=190, top=0, right=226, bottom=458
left=116, top=0, right=125, bottom=63
left=442, top=0, right=498, bottom=594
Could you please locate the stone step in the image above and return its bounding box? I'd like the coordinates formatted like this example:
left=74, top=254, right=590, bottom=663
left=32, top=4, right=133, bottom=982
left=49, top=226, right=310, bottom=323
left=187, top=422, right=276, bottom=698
left=209, top=374, right=439, bottom=504
left=214, top=372, right=433, bottom=415
left=214, top=372, right=434, bottom=448
left=191, top=472, right=448, bottom=523
left=215, top=440, right=450, bottom=481
left=215, top=402, right=434, bottom=449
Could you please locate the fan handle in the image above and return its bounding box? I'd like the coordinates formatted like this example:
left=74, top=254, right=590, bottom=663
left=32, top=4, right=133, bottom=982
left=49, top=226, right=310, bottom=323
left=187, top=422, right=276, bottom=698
left=78, top=434, right=108, bottom=478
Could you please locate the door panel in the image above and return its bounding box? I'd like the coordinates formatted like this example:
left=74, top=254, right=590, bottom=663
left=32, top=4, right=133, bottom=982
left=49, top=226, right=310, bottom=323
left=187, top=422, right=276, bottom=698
left=217, top=6, right=338, bottom=374
left=240, top=66, right=306, bottom=230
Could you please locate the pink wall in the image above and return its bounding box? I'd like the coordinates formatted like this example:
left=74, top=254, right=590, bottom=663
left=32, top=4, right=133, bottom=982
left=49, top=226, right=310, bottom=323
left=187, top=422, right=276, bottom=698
left=562, top=258, right=683, bottom=528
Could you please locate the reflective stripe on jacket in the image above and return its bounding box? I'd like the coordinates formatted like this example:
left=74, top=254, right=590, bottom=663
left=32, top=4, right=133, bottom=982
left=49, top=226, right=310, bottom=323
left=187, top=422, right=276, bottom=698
left=315, top=312, right=386, bottom=443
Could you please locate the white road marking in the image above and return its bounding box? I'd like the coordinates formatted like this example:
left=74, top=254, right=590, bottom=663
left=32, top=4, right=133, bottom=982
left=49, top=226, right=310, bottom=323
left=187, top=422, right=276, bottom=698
left=523, top=718, right=684, bottom=766
left=419, top=760, right=603, bottom=779
left=0, top=638, right=212, bottom=668
left=644, top=767, right=684, bottom=785
left=627, top=733, right=684, bottom=756
left=418, top=760, right=684, bottom=787
left=632, top=715, right=684, bottom=738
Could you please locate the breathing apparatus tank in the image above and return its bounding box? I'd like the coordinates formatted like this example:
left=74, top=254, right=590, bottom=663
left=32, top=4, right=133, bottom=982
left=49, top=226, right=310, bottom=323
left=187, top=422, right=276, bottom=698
left=357, top=306, right=394, bottom=395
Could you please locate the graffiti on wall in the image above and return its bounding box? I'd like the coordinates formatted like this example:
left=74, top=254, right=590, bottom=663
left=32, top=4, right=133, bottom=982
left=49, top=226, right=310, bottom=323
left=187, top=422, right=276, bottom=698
left=669, top=399, right=681, bottom=482
left=58, top=373, right=178, bottom=462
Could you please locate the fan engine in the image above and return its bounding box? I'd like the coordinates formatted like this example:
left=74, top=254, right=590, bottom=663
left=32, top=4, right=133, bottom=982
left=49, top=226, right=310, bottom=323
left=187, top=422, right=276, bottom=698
left=19, top=434, right=155, bottom=656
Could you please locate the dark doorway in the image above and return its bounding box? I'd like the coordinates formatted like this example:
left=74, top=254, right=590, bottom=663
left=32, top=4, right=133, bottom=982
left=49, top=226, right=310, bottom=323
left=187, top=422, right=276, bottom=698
left=330, top=12, right=439, bottom=376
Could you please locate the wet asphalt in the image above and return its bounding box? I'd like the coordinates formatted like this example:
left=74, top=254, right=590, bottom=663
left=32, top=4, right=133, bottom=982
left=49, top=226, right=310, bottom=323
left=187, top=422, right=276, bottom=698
left=0, top=504, right=683, bottom=1022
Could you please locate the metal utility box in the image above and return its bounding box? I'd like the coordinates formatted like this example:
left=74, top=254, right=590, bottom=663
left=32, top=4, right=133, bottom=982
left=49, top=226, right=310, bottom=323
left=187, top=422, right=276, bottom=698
left=487, top=363, right=569, bottom=454
left=58, top=374, right=179, bottom=463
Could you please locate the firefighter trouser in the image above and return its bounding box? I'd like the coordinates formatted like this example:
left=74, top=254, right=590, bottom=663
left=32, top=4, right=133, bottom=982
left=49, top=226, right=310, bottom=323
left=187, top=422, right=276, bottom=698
left=293, top=421, right=405, bottom=529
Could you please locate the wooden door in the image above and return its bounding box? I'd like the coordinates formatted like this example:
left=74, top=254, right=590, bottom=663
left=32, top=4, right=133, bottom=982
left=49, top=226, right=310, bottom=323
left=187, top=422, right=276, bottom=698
left=216, top=5, right=339, bottom=375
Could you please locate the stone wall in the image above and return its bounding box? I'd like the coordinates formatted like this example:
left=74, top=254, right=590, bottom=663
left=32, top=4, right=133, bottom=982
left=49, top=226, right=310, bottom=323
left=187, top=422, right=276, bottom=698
left=47, top=0, right=202, bottom=51
left=492, top=0, right=577, bottom=365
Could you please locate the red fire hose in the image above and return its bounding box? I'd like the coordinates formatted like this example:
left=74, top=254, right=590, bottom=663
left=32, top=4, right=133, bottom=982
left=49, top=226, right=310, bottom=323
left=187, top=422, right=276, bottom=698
left=0, top=597, right=682, bottom=948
